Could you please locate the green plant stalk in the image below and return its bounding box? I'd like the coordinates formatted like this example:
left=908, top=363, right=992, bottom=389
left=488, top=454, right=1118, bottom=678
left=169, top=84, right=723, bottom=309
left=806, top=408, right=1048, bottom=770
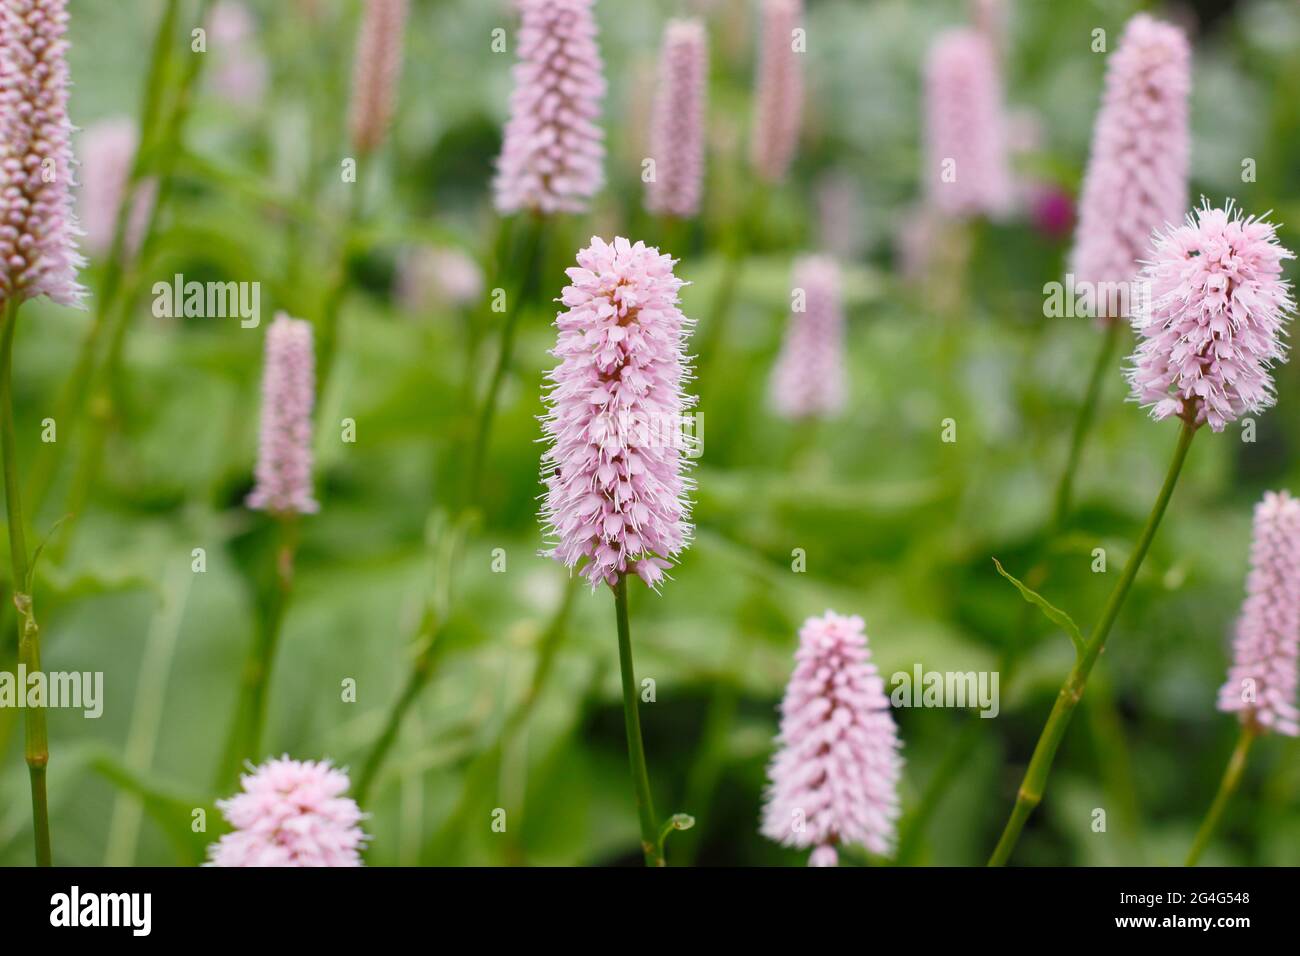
left=465, top=215, right=545, bottom=503
left=216, top=516, right=299, bottom=787
left=314, top=180, right=367, bottom=404
left=1186, top=722, right=1257, bottom=866
left=26, top=0, right=183, bottom=514
left=1, top=299, right=51, bottom=866
left=895, top=718, right=981, bottom=865
left=354, top=621, right=440, bottom=806
left=355, top=513, right=465, bottom=804
left=1051, top=318, right=1122, bottom=531
left=612, top=574, right=663, bottom=867
left=988, top=419, right=1197, bottom=866
left=52, top=0, right=214, bottom=534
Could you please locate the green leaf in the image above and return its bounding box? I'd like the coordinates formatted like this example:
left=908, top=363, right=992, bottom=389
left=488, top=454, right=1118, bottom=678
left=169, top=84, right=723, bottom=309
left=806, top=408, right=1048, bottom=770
left=991, top=558, right=1086, bottom=656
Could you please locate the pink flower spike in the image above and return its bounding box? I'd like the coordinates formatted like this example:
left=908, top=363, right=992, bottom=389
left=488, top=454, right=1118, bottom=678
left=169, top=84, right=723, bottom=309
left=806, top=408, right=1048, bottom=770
left=645, top=19, right=708, bottom=219
left=247, top=313, right=319, bottom=516
left=1217, top=491, right=1300, bottom=737
left=77, top=118, right=156, bottom=260
left=0, top=0, right=85, bottom=308
left=1071, top=14, right=1190, bottom=304
left=761, top=611, right=904, bottom=864
left=540, top=237, right=696, bottom=590
left=1127, top=201, right=1296, bottom=433
left=923, top=28, right=1011, bottom=219
left=749, top=0, right=804, bottom=184
left=494, top=0, right=606, bottom=215
left=769, top=255, right=847, bottom=420
left=349, top=0, right=408, bottom=155
left=207, top=756, right=368, bottom=867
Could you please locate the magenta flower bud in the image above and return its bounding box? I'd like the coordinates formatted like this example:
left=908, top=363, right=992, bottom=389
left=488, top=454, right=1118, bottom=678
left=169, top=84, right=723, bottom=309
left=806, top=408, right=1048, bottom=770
left=0, top=0, right=85, bottom=308
left=645, top=19, right=708, bottom=219
left=348, top=0, right=408, bottom=155
left=494, top=0, right=606, bottom=215
left=769, top=255, right=846, bottom=420
left=1128, top=202, right=1296, bottom=433
left=247, top=313, right=319, bottom=515
left=749, top=0, right=803, bottom=184
left=1218, top=491, right=1300, bottom=736
left=1071, top=14, right=1190, bottom=300
left=761, top=611, right=903, bottom=865
left=78, top=118, right=156, bottom=259
left=923, top=28, right=1011, bottom=218
left=540, top=236, right=695, bottom=590
left=207, top=757, right=367, bottom=867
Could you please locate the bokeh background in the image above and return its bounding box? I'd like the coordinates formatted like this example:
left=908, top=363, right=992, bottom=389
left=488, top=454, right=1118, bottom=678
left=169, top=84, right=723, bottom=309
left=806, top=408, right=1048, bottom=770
left=2, top=0, right=1299, bottom=866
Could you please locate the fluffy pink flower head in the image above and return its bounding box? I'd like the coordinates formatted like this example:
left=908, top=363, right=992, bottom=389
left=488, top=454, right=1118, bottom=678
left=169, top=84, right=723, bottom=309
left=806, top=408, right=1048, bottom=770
left=77, top=118, right=155, bottom=259
left=769, top=255, right=847, bottom=420
left=207, top=756, right=367, bottom=867
left=1070, top=14, right=1190, bottom=311
left=0, top=0, right=84, bottom=308
left=749, top=0, right=804, bottom=184
left=1128, top=201, right=1296, bottom=432
left=348, top=0, right=408, bottom=155
left=923, top=28, right=1011, bottom=219
left=761, top=611, right=903, bottom=866
left=247, top=313, right=319, bottom=515
left=540, top=236, right=695, bottom=590
left=1217, top=491, right=1300, bottom=736
left=494, top=0, right=606, bottom=215
left=645, top=18, right=708, bottom=219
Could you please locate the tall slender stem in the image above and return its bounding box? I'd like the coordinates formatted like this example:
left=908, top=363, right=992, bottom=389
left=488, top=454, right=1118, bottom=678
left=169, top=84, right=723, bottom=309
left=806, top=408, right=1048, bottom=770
left=466, top=215, right=544, bottom=503
left=1, top=299, right=51, bottom=866
left=612, top=574, right=663, bottom=867
left=26, top=0, right=185, bottom=514
left=989, top=419, right=1197, bottom=866
left=1186, top=722, right=1257, bottom=866
left=216, top=515, right=298, bottom=787
left=1051, top=319, right=1122, bottom=531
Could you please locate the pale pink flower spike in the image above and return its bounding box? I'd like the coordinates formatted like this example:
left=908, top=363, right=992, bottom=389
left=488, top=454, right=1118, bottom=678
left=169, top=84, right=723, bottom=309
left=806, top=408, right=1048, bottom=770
left=247, top=313, right=319, bottom=515
left=0, top=0, right=84, bottom=308
left=349, top=0, right=409, bottom=155
left=540, top=236, right=695, bottom=591
left=1217, top=491, right=1300, bottom=736
left=494, top=0, right=606, bottom=215
left=923, top=27, right=1011, bottom=219
left=770, top=255, right=847, bottom=420
left=645, top=19, right=708, bottom=219
left=207, top=756, right=368, bottom=867
left=1070, top=14, right=1190, bottom=309
left=749, top=0, right=804, bottom=185
left=1128, top=201, right=1296, bottom=433
left=761, top=611, right=903, bottom=866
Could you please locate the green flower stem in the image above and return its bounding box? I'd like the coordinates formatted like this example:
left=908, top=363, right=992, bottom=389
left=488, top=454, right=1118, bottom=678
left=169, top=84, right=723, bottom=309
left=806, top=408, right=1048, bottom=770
left=355, top=512, right=466, bottom=805
left=1, top=299, right=51, bottom=866
left=1051, top=318, right=1123, bottom=531
left=465, top=215, right=545, bottom=504
left=988, top=419, right=1197, bottom=866
left=26, top=0, right=186, bottom=514
left=46, top=0, right=214, bottom=537
left=216, top=515, right=299, bottom=787
left=1185, top=722, right=1257, bottom=867
left=612, top=574, right=663, bottom=867
left=314, top=179, right=367, bottom=405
